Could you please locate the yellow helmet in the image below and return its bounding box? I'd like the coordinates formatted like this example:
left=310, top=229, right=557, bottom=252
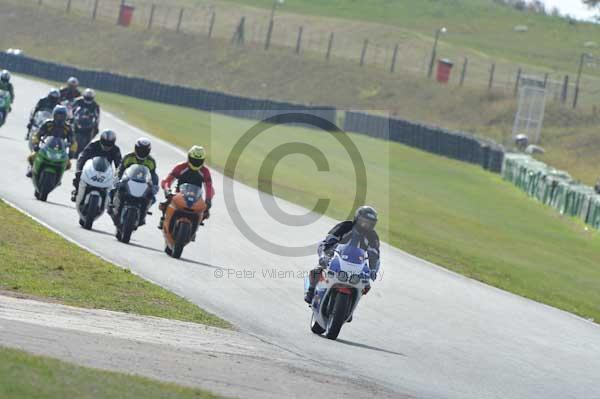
left=188, top=145, right=206, bottom=170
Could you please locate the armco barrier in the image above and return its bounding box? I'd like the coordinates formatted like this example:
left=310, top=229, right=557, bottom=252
left=0, top=52, right=337, bottom=131
left=502, top=153, right=600, bottom=230
left=344, top=111, right=504, bottom=172
left=1, top=52, right=506, bottom=172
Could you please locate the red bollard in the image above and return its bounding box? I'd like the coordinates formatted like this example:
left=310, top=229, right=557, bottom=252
left=118, top=4, right=135, bottom=27
left=436, top=59, right=454, bottom=84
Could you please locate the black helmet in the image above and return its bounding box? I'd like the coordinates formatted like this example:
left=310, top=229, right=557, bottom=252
left=99, top=130, right=116, bottom=151
left=52, top=105, right=68, bottom=126
left=83, top=88, right=95, bottom=103
left=1, top=70, right=11, bottom=83
left=48, top=88, right=60, bottom=100
left=67, top=76, right=79, bottom=88
left=354, top=206, right=378, bottom=233
left=134, top=137, right=151, bottom=160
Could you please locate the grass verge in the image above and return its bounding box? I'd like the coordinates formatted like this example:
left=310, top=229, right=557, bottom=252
left=96, top=89, right=600, bottom=322
left=0, top=347, right=226, bottom=399
left=0, top=199, right=230, bottom=328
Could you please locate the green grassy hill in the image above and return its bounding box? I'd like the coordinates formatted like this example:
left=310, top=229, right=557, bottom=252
left=217, top=0, right=600, bottom=75
left=1, top=1, right=599, bottom=184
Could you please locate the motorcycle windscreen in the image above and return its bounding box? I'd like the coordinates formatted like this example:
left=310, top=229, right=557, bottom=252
left=91, top=157, right=111, bottom=173
left=337, top=243, right=367, bottom=265
left=179, top=183, right=204, bottom=208
left=126, top=180, right=150, bottom=198
left=34, top=110, right=52, bottom=126
left=40, top=137, right=68, bottom=161
left=75, top=110, right=94, bottom=128
left=0, top=90, right=10, bottom=107
left=123, top=165, right=151, bottom=184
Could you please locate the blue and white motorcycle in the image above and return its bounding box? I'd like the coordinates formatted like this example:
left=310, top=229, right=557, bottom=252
left=305, top=241, right=373, bottom=340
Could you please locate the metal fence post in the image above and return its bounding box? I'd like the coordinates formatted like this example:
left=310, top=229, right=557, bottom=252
left=265, top=19, right=274, bottom=50
left=360, top=39, right=369, bottom=66
left=325, top=32, right=334, bottom=61
left=295, top=26, right=303, bottom=54
left=561, top=75, right=569, bottom=104
left=513, top=68, right=522, bottom=96
left=390, top=44, right=399, bottom=73
left=92, top=0, right=100, bottom=21
left=147, top=4, right=156, bottom=30
left=459, top=57, right=468, bottom=86
left=176, top=8, right=184, bottom=33
left=488, top=62, right=496, bottom=90
left=208, top=11, right=216, bottom=39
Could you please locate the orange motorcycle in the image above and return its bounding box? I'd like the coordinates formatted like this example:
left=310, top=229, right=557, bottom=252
left=162, top=183, right=207, bottom=259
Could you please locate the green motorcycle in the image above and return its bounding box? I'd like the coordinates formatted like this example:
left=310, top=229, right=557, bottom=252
left=32, top=136, right=70, bottom=201
left=0, top=90, right=11, bottom=127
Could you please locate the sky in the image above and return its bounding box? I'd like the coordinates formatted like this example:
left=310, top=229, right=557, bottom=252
left=541, top=0, right=597, bottom=20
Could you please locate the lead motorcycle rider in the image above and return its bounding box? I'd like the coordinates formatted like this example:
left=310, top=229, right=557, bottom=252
left=304, top=206, right=381, bottom=304
left=71, top=130, right=122, bottom=202
left=157, top=145, right=215, bottom=234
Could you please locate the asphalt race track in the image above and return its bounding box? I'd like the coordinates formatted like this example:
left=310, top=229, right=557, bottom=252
left=1, top=76, right=599, bottom=399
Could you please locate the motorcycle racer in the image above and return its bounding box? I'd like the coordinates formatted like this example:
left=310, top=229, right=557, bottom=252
left=304, top=206, right=381, bottom=304
left=157, top=145, right=214, bottom=232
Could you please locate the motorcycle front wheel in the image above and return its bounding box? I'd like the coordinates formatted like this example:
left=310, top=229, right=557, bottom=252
left=325, top=292, right=350, bottom=340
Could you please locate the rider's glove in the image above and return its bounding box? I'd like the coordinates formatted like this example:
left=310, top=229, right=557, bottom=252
left=206, top=198, right=212, bottom=209
left=318, top=255, right=330, bottom=268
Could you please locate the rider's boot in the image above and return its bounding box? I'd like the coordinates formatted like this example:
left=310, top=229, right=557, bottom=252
left=25, top=167, right=32, bottom=178
left=70, top=189, right=78, bottom=202
left=304, top=287, right=315, bottom=304
left=157, top=215, right=164, bottom=230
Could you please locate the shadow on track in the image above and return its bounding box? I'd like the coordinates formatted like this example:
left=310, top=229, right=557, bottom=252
left=46, top=201, right=75, bottom=210
left=128, top=241, right=165, bottom=254
left=0, top=134, right=21, bottom=142
left=178, top=257, right=224, bottom=270
left=334, top=338, right=406, bottom=357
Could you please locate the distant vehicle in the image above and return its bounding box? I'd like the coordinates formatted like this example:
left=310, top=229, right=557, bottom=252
left=161, top=184, right=207, bottom=259
left=32, top=137, right=69, bottom=202
left=109, top=164, right=154, bottom=244
left=75, top=157, right=114, bottom=230
left=305, top=236, right=373, bottom=340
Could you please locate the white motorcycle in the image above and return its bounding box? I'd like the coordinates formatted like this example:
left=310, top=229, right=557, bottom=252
left=305, top=238, right=374, bottom=340
left=76, top=157, right=114, bottom=230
